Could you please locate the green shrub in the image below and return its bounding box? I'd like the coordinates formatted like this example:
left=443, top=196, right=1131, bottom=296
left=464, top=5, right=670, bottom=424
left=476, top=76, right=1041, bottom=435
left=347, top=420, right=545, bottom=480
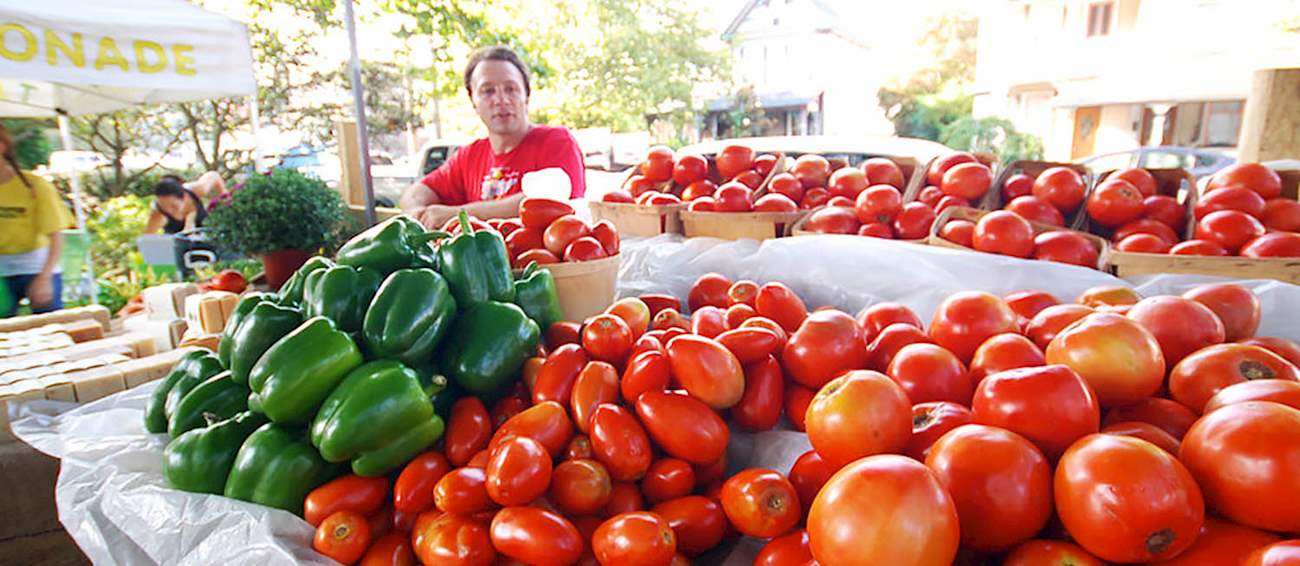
left=85, top=195, right=153, bottom=277
left=940, top=116, right=1044, bottom=165
left=205, top=169, right=347, bottom=256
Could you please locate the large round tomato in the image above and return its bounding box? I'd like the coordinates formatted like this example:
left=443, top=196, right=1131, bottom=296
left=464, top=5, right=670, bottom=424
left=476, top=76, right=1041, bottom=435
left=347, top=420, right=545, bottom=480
left=1204, top=379, right=1300, bottom=413
left=1127, top=296, right=1226, bottom=365
left=1116, top=233, right=1172, bottom=253
left=1262, top=197, right=1300, bottom=231
left=732, top=170, right=764, bottom=191
left=640, top=146, right=675, bottom=182
left=1102, top=397, right=1199, bottom=440
left=1034, top=231, right=1100, bottom=267
left=592, top=511, right=677, bottom=566
left=681, top=179, right=717, bottom=201
left=754, top=154, right=778, bottom=176
left=971, top=364, right=1099, bottom=460
left=715, top=145, right=755, bottom=180
left=792, top=154, right=831, bottom=189
left=412, top=512, right=495, bottom=566
left=1169, top=343, right=1299, bottom=413
left=926, top=152, right=978, bottom=186
left=753, top=193, right=798, bottom=213
left=549, top=459, right=612, bottom=516
left=1076, top=285, right=1142, bottom=308
left=1045, top=312, right=1165, bottom=407
left=886, top=343, right=973, bottom=405
left=861, top=157, right=905, bottom=188
left=671, top=153, right=708, bottom=186
left=651, top=496, right=725, bottom=557
left=689, top=306, right=726, bottom=339
left=1024, top=304, right=1094, bottom=349
left=805, top=370, right=912, bottom=470
left=808, top=455, right=959, bottom=566
left=634, top=391, right=729, bottom=465
left=714, top=182, right=754, bottom=212
left=582, top=314, right=633, bottom=364
left=1032, top=167, right=1086, bottom=213
left=828, top=167, right=869, bottom=199
left=968, top=333, right=1045, bottom=384
left=485, top=436, right=553, bottom=506
left=856, top=302, right=922, bottom=341
left=1112, top=167, right=1159, bottom=197
left=589, top=404, right=653, bottom=482
left=1179, top=401, right=1300, bottom=532
left=1005, top=195, right=1066, bottom=226
left=1116, top=218, right=1181, bottom=245
left=1245, top=540, right=1300, bottom=566
left=1196, top=210, right=1267, bottom=253
left=1207, top=162, right=1282, bottom=199
left=755, top=530, right=812, bottom=566
left=925, top=424, right=1052, bottom=552
left=782, top=309, right=868, bottom=389
left=803, top=205, right=859, bottom=234
left=1239, top=336, right=1300, bottom=367
left=720, top=468, right=800, bottom=538
left=767, top=173, right=804, bottom=203
left=854, top=185, right=903, bottom=224
left=783, top=384, right=815, bottom=432
left=941, top=162, right=992, bottom=200
left=893, top=202, right=937, bottom=239
left=1170, top=239, right=1230, bottom=256
left=1145, top=194, right=1187, bottom=230
left=1240, top=232, right=1300, bottom=258
left=938, top=219, right=974, bottom=247
left=1055, top=434, right=1205, bottom=563
left=755, top=282, right=808, bottom=333
left=928, top=291, right=1019, bottom=363
left=1183, top=283, right=1261, bottom=342
left=1001, top=173, right=1035, bottom=201
left=1087, top=179, right=1145, bottom=227
left=687, top=273, right=731, bottom=311
left=664, top=334, right=744, bottom=409
left=1004, top=289, right=1060, bottom=322
left=788, top=450, right=834, bottom=518
left=312, top=511, right=373, bottom=564
left=1101, top=421, right=1181, bottom=455
left=866, top=322, right=933, bottom=370
left=1003, top=539, right=1104, bottom=566
left=1195, top=185, right=1267, bottom=219
left=972, top=211, right=1035, bottom=258
left=731, top=355, right=784, bottom=431
left=1154, top=517, right=1281, bottom=566
left=905, top=402, right=974, bottom=462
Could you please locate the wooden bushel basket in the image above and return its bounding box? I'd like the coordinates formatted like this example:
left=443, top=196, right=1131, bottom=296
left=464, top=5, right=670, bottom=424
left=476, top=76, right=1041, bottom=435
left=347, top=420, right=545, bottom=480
left=928, top=206, right=1111, bottom=271
left=539, top=254, right=620, bottom=322
left=680, top=210, right=808, bottom=240
left=587, top=201, right=684, bottom=238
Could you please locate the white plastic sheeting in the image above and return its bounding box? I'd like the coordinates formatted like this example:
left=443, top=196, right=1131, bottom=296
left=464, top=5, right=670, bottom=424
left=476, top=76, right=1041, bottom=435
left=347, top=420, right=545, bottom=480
left=11, top=235, right=1300, bottom=565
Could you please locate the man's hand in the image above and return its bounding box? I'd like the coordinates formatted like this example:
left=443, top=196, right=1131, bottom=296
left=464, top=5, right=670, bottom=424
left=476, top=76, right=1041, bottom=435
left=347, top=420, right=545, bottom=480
left=414, top=205, right=459, bottom=230
left=27, top=274, right=54, bottom=308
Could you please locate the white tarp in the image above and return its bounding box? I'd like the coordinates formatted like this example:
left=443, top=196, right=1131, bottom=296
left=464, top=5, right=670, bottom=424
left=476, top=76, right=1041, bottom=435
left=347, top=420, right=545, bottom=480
left=0, top=0, right=255, bottom=117
left=11, top=235, right=1300, bottom=565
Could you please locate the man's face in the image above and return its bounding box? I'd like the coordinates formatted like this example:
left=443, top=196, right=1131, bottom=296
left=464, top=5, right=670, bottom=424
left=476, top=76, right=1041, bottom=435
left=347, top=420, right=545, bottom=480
left=469, top=60, right=529, bottom=136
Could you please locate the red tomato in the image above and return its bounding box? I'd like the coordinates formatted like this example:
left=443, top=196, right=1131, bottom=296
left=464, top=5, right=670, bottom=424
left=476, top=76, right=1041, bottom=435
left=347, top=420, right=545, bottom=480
left=1024, top=304, right=1093, bottom=349
left=686, top=196, right=715, bottom=211
left=640, top=459, right=694, bottom=504
left=792, top=154, right=831, bottom=189
left=513, top=248, right=559, bottom=269
left=634, top=391, right=729, bottom=465
left=305, top=475, right=388, bottom=527
left=664, top=334, right=745, bottom=409
left=489, top=507, right=582, bottom=566
left=783, top=384, right=815, bottom=432
left=893, top=202, right=937, bottom=239
left=314, top=511, right=372, bottom=565
left=1118, top=233, right=1174, bottom=254
left=828, top=167, right=869, bottom=199
left=1196, top=185, right=1267, bottom=219
left=808, top=455, right=959, bottom=566
left=486, top=436, right=552, bottom=507
left=797, top=189, right=831, bottom=210
left=603, top=190, right=635, bottom=203
left=682, top=179, right=717, bottom=201
left=1196, top=210, right=1267, bottom=253
left=1102, top=397, right=1198, bottom=440
left=651, top=496, right=726, bottom=556
left=582, top=314, right=633, bottom=364
left=755, top=282, right=808, bottom=333
left=939, top=219, right=974, bottom=247
left=928, top=291, right=1019, bottom=364
left=1170, top=239, right=1228, bottom=256
left=739, top=316, right=787, bottom=348
left=1110, top=168, right=1158, bottom=197
left=851, top=157, right=899, bottom=187
left=720, top=468, right=800, bottom=538
left=652, top=308, right=690, bottom=332
left=1077, top=285, right=1142, bottom=308
left=589, top=404, right=653, bottom=482
left=1087, top=179, right=1146, bottom=227
left=1262, top=197, right=1300, bottom=231
left=1241, top=232, right=1300, bottom=258
left=1004, top=289, right=1060, bottom=322
left=925, top=424, right=1053, bottom=552
left=639, top=146, right=675, bottom=182
left=803, top=206, right=859, bottom=234
left=1046, top=313, right=1165, bottom=407
left=865, top=322, right=933, bottom=371
left=1005, top=195, right=1066, bottom=226
left=732, top=170, right=765, bottom=191
left=1035, top=231, right=1100, bottom=267
left=209, top=270, right=247, bottom=294
left=1153, top=518, right=1280, bottom=566
left=542, top=215, right=592, bottom=255
left=519, top=197, right=575, bottom=230
left=941, top=162, right=992, bottom=200
left=489, top=398, right=528, bottom=438
left=549, top=459, right=613, bottom=516
left=886, top=343, right=972, bottom=405
left=973, top=210, right=1035, bottom=258
left=565, top=435, right=593, bottom=461
left=505, top=228, right=545, bottom=259
left=756, top=530, right=813, bottom=566
left=829, top=197, right=858, bottom=209
left=563, top=236, right=608, bottom=262
left=689, top=305, right=727, bottom=339
left=782, top=309, right=869, bottom=389
left=1245, top=540, right=1300, bottom=566
left=1127, top=295, right=1226, bottom=366
left=491, top=401, right=574, bottom=458
left=672, top=154, right=708, bottom=186
left=754, top=193, right=798, bottom=212
left=926, top=152, right=978, bottom=187
left=606, top=297, right=651, bottom=339
left=788, top=450, right=833, bottom=519
left=968, top=333, right=1045, bottom=384
left=412, top=512, right=494, bottom=566
left=1032, top=167, right=1087, bottom=214
left=714, top=182, right=754, bottom=212
left=1055, top=433, right=1205, bottom=562
left=724, top=303, right=758, bottom=329
left=767, top=173, right=804, bottom=203
left=1003, top=540, right=1104, bottom=566
left=1240, top=336, right=1300, bottom=367
left=1101, top=420, right=1181, bottom=455
left=688, top=273, right=731, bottom=312
left=1002, top=173, right=1035, bottom=201
left=545, top=321, right=581, bottom=350
left=1169, top=343, right=1299, bottom=413
left=856, top=301, right=923, bottom=341
left=622, top=350, right=670, bottom=403
left=605, top=482, right=645, bottom=517
left=591, top=220, right=620, bottom=256
left=972, top=364, right=1099, bottom=460
left=592, top=512, right=677, bottom=566
left=755, top=154, right=778, bottom=176
left=1207, top=163, right=1282, bottom=199
left=1204, top=379, right=1300, bottom=413
left=805, top=370, right=912, bottom=469
left=731, top=355, right=784, bottom=431
left=359, top=531, right=414, bottom=566
left=1180, top=401, right=1300, bottom=532
left=853, top=185, right=903, bottom=224
left=917, top=186, right=943, bottom=207
left=533, top=343, right=588, bottom=407
left=639, top=294, right=681, bottom=318
left=393, top=452, right=451, bottom=515
left=570, top=361, right=620, bottom=433
left=1145, top=194, right=1187, bottom=230
left=715, top=145, right=756, bottom=180
left=905, top=402, right=974, bottom=462
left=935, top=195, right=969, bottom=214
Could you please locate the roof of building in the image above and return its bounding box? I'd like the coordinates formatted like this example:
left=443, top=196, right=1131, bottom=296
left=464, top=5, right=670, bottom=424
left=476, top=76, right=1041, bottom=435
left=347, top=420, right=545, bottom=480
left=721, top=0, right=868, bottom=47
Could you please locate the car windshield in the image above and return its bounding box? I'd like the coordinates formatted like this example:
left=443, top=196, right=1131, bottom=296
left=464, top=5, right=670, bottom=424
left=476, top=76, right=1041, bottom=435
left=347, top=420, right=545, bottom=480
left=1143, top=151, right=1194, bottom=170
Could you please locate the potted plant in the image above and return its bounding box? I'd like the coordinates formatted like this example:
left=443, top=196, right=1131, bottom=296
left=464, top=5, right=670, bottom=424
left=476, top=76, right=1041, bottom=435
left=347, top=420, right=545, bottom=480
left=205, top=169, right=347, bottom=290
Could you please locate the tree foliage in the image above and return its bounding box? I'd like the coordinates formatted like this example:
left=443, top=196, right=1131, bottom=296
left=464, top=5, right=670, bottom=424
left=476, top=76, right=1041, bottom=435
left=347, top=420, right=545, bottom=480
left=940, top=116, right=1043, bottom=164
left=878, top=13, right=978, bottom=141
left=2, top=119, right=53, bottom=169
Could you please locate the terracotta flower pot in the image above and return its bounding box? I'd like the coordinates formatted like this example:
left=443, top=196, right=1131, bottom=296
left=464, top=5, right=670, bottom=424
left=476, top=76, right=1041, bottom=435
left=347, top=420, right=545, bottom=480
left=261, top=249, right=314, bottom=291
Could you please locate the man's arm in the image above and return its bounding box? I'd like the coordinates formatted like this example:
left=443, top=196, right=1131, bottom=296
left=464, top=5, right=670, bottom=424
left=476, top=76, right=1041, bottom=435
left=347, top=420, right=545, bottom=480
left=400, top=180, right=441, bottom=212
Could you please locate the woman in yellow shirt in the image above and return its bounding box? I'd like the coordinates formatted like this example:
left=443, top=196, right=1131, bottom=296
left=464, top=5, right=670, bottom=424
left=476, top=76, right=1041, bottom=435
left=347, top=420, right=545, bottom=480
left=0, top=124, right=74, bottom=316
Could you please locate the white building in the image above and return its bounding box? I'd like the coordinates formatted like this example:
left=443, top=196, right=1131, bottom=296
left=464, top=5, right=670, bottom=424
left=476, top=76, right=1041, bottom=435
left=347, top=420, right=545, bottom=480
left=973, top=0, right=1300, bottom=162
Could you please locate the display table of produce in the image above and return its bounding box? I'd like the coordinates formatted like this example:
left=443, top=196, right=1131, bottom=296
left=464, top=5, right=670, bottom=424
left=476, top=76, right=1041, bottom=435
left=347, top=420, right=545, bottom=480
left=10, top=230, right=1300, bottom=565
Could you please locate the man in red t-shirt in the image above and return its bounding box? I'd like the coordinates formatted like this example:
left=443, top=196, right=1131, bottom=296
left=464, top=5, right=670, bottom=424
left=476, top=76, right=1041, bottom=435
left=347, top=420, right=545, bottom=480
left=400, top=46, right=586, bottom=228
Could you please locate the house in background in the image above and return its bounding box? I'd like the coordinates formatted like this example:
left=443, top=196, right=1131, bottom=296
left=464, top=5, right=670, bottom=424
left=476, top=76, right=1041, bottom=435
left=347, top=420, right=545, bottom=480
left=700, top=0, right=896, bottom=140
left=972, top=0, right=1300, bottom=163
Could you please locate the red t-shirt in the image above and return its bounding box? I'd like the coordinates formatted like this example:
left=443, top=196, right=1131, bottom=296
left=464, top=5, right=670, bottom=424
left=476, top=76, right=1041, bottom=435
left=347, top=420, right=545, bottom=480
left=420, top=125, right=586, bottom=205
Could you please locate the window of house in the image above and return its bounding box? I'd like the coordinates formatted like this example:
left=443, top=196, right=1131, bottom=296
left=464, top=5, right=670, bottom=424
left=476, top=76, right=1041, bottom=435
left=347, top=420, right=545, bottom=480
left=1087, top=2, right=1114, bottom=37
left=1205, top=101, right=1244, bottom=146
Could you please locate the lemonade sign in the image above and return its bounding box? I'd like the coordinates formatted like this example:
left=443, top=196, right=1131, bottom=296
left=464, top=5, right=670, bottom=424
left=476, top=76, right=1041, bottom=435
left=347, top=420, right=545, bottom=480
left=0, top=23, right=199, bottom=77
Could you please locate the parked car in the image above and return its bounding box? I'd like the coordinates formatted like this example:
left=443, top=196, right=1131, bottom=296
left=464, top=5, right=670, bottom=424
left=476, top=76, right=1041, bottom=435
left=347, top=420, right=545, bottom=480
left=1077, top=147, right=1235, bottom=179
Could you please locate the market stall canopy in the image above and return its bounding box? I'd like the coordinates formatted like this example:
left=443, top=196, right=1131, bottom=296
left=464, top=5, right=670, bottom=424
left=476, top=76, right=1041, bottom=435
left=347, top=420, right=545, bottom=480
left=0, top=0, right=255, bottom=117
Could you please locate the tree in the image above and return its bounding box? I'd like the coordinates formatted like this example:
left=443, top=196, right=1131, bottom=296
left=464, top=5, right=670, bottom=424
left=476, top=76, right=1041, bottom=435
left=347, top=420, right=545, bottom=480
left=72, top=107, right=188, bottom=198
left=877, top=13, right=978, bottom=141
left=2, top=119, right=53, bottom=169
left=940, top=116, right=1043, bottom=164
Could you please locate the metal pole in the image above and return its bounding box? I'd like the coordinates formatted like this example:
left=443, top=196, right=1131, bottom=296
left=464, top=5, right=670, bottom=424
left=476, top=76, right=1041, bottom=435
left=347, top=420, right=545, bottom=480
left=342, top=0, right=377, bottom=226
left=249, top=94, right=264, bottom=172
left=56, top=112, right=97, bottom=304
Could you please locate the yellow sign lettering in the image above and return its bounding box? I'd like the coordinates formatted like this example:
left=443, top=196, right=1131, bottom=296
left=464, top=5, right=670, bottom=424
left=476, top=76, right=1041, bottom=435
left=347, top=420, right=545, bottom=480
left=0, top=23, right=37, bottom=62
left=45, top=30, right=85, bottom=68
left=173, top=44, right=196, bottom=76
left=133, top=40, right=166, bottom=73
left=92, top=36, right=128, bottom=71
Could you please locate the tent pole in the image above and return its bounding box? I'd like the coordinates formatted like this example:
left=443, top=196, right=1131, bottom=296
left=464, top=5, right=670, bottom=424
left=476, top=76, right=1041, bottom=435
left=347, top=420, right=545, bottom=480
left=56, top=114, right=86, bottom=231
left=249, top=94, right=264, bottom=172
left=342, top=0, right=377, bottom=226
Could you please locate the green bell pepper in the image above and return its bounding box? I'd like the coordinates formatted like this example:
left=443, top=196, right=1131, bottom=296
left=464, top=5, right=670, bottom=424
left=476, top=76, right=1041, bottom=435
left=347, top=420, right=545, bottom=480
left=228, top=301, right=303, bottom=385
left=168, top=370, right=250, bottom=438
left=218, top=292, right=272, bottom=369
left=513, top=262, right=564, bottom=330
left=336, top=215, right=444, bottom=275
left=310, top=360, right=445, bottom=477
left=438, top=211, right=515, bottom=306
left=277, top=256, right=335, bottom=307
left=247, top=316, right=364, bottom=425
left=145, top=351, right=225, bottom=434
left=163, top=411, right=267, bottom=494
left=302, top=265, right=382, bottom=333
left=361, top=268, right=457, bottom=367
left=438, top=301, right=540, bottom=400
left=224, top=422, right=342, bottom=516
